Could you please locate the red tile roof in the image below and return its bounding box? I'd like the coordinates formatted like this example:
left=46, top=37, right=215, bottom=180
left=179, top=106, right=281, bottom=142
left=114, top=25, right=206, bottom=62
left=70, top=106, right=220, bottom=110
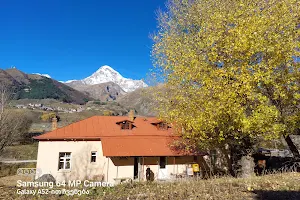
left=34, top=116, right=201, bottom=156
left=101, top=137, right=182, bottom=157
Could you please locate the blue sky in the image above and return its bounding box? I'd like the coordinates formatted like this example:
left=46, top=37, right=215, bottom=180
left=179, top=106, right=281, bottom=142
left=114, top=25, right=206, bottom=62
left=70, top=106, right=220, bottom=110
left=0, top=0, right=165, bottom=82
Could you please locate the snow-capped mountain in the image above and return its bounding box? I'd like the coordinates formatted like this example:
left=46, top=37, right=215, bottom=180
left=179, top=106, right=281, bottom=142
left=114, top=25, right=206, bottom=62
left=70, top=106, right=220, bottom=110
left=32, top=73, right=51, bottom=78
left=63, top=65, right=148, bottom=92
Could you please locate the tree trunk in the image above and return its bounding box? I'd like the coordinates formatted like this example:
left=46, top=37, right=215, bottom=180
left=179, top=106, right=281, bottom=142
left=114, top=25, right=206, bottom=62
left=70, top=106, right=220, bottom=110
left=221, top=145, right=235, bottom=177
left=239, top=155, right=255, bottom=178
left=284, top=135, right=300, bottom=159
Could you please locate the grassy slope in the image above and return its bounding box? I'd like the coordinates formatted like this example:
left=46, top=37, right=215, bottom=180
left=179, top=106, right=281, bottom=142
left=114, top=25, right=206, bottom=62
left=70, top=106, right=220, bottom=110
left=91, top=173, right=300, bottom=200
left=0, top=144, right=38, bottom=178
left=0, top=144, right=38, bottom=160
left=0, top=173, right=299, bottom=199
left=9, top=100, right=129, bottom=132
left=117, top=87, right=158, bottom=116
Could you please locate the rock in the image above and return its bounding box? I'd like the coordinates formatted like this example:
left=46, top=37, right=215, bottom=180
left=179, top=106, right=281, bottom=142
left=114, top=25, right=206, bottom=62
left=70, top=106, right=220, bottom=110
left=35, top=174, right=56, bottom=183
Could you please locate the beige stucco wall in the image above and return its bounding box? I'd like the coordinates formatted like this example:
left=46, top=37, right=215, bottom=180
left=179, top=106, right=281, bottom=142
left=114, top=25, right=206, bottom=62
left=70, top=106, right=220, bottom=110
left=36, top=140, right=205, bottom=184
left=36, top=141, right=109, bottom=182
left=138, top=156, right=204, bottom=180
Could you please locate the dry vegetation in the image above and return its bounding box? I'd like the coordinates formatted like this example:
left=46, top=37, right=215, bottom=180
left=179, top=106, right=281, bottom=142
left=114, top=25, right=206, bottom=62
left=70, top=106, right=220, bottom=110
left=0, top=163, right=36, bottom=178
left=10, top=99, right=79, bottom=110
left=0, top=144, right=38, bottom=161
left=0, top=172, right=299, bottom=200
left=117, top=86, right=159, bottom=116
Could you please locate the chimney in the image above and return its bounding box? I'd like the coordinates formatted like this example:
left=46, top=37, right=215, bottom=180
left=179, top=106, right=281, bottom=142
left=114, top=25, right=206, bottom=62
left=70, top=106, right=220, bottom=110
left=128, top=110, right=135, bottom=121
left=52, top=117, right=58, bottom=131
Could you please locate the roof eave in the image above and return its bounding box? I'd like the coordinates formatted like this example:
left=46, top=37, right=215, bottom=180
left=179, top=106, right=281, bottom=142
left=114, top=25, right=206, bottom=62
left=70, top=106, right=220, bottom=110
left=35, top=137, right=101, bottom=141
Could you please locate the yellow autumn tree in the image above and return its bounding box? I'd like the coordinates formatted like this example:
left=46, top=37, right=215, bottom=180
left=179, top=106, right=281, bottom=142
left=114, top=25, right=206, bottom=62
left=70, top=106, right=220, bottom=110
left=152, top=0, right=300, bottom=175
left=103, top=110, right=113, bottom=116
left=41, top=112, right=57, bottom=122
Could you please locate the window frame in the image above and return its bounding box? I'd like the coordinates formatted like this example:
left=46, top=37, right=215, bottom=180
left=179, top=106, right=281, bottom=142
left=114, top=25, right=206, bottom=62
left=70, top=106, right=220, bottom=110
left=120, top=121, right=132, bottom=130
left=91, top=151, right=97, bottom=163
left=58, top=152, right=71, bottom=171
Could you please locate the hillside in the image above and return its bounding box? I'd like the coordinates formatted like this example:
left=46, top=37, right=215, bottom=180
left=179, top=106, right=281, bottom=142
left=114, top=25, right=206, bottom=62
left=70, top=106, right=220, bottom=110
left=117, top=86, right=159, bottom=116
left=5, top=68, right=30, bottom=84
left=1, top=67, right=158, bottom=115
left=66, top=81, right=126, bottom=101
left=9, top=99, right=129, bottom=132
left=0, top=68, right=92, bottom=104
left=0, top=69, right=20, bottom=86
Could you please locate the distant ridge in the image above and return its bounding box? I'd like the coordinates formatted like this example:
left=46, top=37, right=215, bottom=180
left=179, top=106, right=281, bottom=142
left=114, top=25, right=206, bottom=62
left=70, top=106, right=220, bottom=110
left=0, top=67, right=92, bottom=104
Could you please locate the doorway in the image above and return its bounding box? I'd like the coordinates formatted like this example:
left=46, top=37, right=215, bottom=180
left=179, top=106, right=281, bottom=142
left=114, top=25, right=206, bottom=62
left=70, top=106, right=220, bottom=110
left=158, top=156, right=168, bottom=179
left=134, top=157, right=139, bottom=179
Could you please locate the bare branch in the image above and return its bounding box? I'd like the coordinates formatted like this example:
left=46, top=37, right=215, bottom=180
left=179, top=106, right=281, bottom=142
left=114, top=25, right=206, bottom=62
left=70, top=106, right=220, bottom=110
left=0, top=84, right=32, bottom=155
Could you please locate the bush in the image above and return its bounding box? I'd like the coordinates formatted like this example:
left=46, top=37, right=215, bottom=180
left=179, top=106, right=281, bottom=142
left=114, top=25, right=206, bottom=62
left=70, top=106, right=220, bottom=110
left=93, top=101, right=101, bottom=105
left=40, top=112, right=60, bottom=122
left=103, top=110, right=113, bottom=116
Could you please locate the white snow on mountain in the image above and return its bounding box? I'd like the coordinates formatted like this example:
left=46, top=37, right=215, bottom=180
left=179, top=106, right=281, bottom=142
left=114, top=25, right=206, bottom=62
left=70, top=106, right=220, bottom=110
left=64, top=65, right=148, bottom=92
left=33, top=73, right=51, bottom=78
left=65, top=80, right=78, bottom=83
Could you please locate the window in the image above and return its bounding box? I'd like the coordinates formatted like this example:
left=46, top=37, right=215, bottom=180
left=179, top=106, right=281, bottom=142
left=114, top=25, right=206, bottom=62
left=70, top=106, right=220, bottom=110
left=116, top=120, right=135, bottom=130
left=151, top=122, right=169, bottom=130
left=121, top=121, right=131, bottom=130
left=91, top=151, right=97, bottom=163
left=159, top=156, right=166, bottom=169
left=158, top=122, right=168, bottom=130
left=58, top=152, right=71, bottom=170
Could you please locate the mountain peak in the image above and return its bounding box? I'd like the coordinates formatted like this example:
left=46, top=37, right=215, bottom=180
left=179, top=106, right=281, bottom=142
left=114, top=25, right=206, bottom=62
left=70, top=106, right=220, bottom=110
left=97, top=65, right=114, bottom=71
left=65, top=65, right=148, bottom=92
left=93, top=65, right=122, bottom=79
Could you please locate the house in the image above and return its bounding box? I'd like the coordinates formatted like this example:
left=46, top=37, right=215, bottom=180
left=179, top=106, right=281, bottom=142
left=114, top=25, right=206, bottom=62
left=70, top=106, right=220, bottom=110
left=34, top=114, right=207, bottom=184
